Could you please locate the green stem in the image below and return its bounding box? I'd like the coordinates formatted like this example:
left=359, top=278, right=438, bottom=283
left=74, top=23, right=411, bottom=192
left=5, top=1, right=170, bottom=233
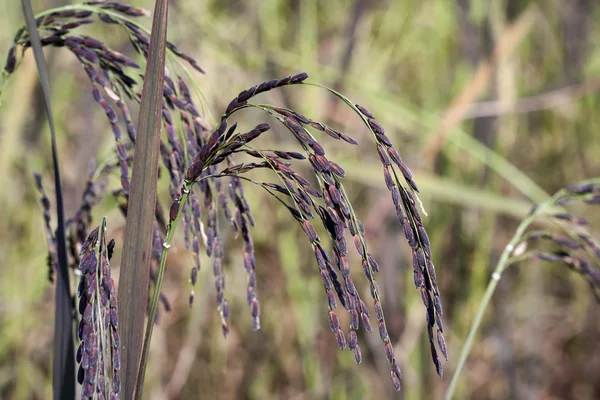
left=444, top=212, right=535, bottom=399
left=135, top=185, right=190, bottom=400
left=445, top=188, right=570, bottom=399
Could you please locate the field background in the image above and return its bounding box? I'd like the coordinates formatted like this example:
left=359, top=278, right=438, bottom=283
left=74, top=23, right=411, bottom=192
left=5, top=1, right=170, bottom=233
left=1, top=0, right=600, bottom=399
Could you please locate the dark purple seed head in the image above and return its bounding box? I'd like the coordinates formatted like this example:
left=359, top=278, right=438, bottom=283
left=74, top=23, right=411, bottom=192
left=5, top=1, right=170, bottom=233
left=292, top=112, right=311, bottom=124
left=309, top=154, right=330, bottom=172
left=437, top=329, right=448, bottom=361
left=314, top=245, right=327, bottom=269
left=329, top=161, right=345, bottom=178
left=290, top=72, right=308, bottom=83
left=353, top=345, right=362, bottom=364
left=350, top=309, right=360, bottom=330
left=353, top=235, right=363, bottom=255
left=107, top=240, right=115, bottom=260
left=328, top=310, right=339, bottom=331
left=326, top=289, right=337, bottom=308
left=348, top=330, right=358, bottom=350
left=323, top=126, right=342, bottom=140
left=379, top=320, right=388, bottom=341
left=190, top=267, right=198, bottom=286
left=225, top=98, right=240, bottom=114
left=377, top=144, right=391, bottom=166
left=362, top=260, right=372, bottom=281
left=427, top=260, right=438, bottom=282
left=310, top=141, right=326, bottom=156
left=302, top=220, right=319, bottom=242
left=362, top=311, right=372, bottom=333
left=33, top=172, right=43, bottom=190
left=383, top=167, right=395, bottom=190
left=5, top=46, right=16, bottom=73
left=274, top=150, right=292, bottom=160
left=237, top=86, right=257, bottom=102
left=320, top=269, right=332, bottom=289
left=355, top=104, right=375, bottom=118
left=387, top=147, right=403, bottom=166
left=186, top=160, right=203, bottom=182
left=251, top=298, right=260, bottom=318
left=385, top=342, right=394, bottom=364
left=376, top=134, right=392, bottom=148
left=399, top=161, right=413, bottom=181
left=169, top=200, right=180, bottom=222
left=346, top=276, right=357, bottom=297
left=256, top=123, right=270, bottom=133
left=339, top=255, right=351, bottom=278
left=287, top=151, right=305, bottom=160
left=431, top=344, right=443, bottom=377
left=391, top=186, right=400, bottom=207
left=367, top=254, right=379, bottom=273
left=82, top=36, right=104, bottom=49
left=321, top=171, right=335, bottom=185
left=328, top=184, right=341, bottom=205
left=340, top=133, right=359, bottom=145
left=64, top=36, right=83, bottom=47
left=273, top=108, right=293, bottom=118
left=284, top=116, right=303, bottom=133
left=276, top=76, right=292, bottom=86
left=403, top=218, right=418, bottom=249
left=368, top=119, right=385, bottom=134
left=392, top=361, right=402, bottom=390
left=414, top=269, right=424, bottom=288
left=335, top=328, right=347, bottom=350
left=374, top=300, right=383, bottom=322
left=309, top=121, right=325, bottom=131
left=418, top=226, right=430, bottom=251
left=433, top=293, right=443, bottom=316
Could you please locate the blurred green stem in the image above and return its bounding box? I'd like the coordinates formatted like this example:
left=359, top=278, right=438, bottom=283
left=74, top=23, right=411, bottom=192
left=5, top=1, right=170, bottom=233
left=446, top=180, right=600, bottom=398
left=445, top=210, right=539, bottom=399
left=135, top=184, right=190, bottom=400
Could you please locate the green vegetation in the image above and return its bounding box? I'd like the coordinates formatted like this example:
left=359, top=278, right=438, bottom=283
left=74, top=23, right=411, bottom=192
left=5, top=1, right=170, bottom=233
left=1, top=1, right=599, bottom=399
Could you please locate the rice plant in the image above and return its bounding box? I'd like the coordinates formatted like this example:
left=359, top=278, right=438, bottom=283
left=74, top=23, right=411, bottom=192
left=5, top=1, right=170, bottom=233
left=447, top=180, right=600, bottom=399
left=2, top=1, right=445, bottom=397
left=4, top=1, right=600, bottom=399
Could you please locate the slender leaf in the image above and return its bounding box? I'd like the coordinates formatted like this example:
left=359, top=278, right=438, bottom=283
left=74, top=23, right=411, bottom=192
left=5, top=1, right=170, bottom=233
left=116, top=0, right=169, bottom=398
left=20, top=2, right=75, bottom=399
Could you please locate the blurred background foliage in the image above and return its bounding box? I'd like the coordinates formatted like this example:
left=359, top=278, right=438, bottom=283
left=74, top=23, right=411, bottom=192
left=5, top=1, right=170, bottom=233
left=1, top=0, right=599, bottom=399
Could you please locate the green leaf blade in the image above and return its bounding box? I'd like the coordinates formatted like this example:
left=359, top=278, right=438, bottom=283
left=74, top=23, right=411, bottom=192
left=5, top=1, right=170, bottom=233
left=116, top=0, right=170, bottom=399
left=20, top=1, right=75, bottom=399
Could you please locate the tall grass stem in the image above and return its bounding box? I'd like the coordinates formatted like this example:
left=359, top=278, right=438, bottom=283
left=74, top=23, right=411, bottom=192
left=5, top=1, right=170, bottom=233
left=136, top=186, right=190, bottom=400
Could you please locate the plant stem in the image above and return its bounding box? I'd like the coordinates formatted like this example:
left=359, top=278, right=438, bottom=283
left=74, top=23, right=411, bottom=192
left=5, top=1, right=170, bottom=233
left=445, top=188, right=570, bottom=399
left=444, top=213, right=536, bottom=399
left=135, top=186, right=190, bottom=400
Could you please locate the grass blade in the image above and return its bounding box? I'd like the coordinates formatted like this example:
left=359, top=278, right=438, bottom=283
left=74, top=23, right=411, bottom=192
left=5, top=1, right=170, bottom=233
left=116, top=0, right=169, bottom=398
left=20, top=1, right=75, bottom=399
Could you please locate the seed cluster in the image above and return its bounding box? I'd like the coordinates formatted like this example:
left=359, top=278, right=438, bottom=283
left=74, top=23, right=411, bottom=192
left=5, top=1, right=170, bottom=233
left=34, top=173, right=57, bottom=282
left=77, top=220, right=121, bottom=399
left=354, top=103, right=447, bottom=376
left=9, top=2, right=451, bottom=392
left=182, top=74, right=445, bottom=387
left=520, top=182, right=600, bottom=300
left=34, top=166, right=108, bottom=283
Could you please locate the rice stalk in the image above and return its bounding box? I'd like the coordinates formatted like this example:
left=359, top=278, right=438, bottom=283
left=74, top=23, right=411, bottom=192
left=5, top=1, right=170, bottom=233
left=446, top=179, right=600, bottom=399
left=5, top=2, right=449, bottom=393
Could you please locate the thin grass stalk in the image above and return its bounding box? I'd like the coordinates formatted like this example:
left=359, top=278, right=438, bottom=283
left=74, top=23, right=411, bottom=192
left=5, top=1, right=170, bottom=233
left=20, top=1, right=75, bottom=398
left=445, top=194, right=561, bottom=399
left=117, top=0, right=169, bottom=398
left=136, top=184, right=189, bottom=399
